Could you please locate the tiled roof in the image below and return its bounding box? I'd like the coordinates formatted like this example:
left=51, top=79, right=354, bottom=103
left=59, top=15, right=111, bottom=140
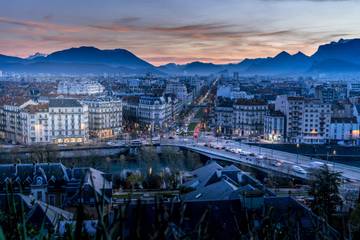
left=0, top=96, right=31, bottom=107
left=23, top=103, right=49, bottom=113
left=49, top=99, right=82, bottom=108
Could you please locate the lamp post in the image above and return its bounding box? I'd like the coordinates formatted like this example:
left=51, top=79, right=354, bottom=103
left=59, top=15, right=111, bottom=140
left=296, top=143, right=300, bottom=164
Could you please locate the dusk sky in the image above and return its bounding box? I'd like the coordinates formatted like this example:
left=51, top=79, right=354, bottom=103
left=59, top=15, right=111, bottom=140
left=0, top=0, right=360, bottom=65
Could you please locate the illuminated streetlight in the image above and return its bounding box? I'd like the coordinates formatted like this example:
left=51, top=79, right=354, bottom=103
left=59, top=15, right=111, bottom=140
left=296, top=143, right=300, bottom=164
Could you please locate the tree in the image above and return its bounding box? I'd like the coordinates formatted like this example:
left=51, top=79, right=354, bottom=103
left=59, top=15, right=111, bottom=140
left=349, top=202, right=360, bottom=239
left=125, top=173, right=143, bottom=190
left=309, top=165, right=343, bottom=222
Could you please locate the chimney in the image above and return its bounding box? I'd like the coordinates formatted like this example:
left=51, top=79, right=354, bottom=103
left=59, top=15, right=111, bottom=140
left=32, top=161, right=37, bottom=176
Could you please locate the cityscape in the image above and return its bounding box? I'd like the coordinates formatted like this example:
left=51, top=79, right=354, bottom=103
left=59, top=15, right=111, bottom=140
left=0, top=0, right=360, bottom=239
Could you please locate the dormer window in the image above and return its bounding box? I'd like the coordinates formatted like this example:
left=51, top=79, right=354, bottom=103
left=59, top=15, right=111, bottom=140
left=25, top=176, right=32, bottom=184
left=36, top=176, right=43, bottom=185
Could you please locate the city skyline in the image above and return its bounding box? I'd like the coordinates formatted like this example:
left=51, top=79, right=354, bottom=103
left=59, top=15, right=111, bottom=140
left=1, top=0, right=360, bottom=65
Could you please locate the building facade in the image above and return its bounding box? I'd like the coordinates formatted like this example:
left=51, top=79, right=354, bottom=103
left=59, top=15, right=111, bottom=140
left=138, top=95, right=167, bottom=128
left=48, top=99, right=88, bottom=144
left=233, top=99, right=267, bottom=137
left=330, top=117, right=359, bottom=145
left=263, top=110, right=285, bottom=143
left=83, top=97, right=122, bottom=139
left=214, top=97, right=234, bottom=135
left=275, top=95, right=331, bottom=144
left=57, top=81, right=104, bottom=95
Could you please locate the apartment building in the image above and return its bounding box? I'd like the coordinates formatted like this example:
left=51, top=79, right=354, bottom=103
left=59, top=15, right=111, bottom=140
left=275, top=96, right=304, bottom=143
left=214, top=97, right=234, bottom=135
left=330, top=117, right=359, bottom=145
left=263, top=110, right=285, bottom=143
left=301, top=99, right=331, bottom=144
left=275, top=95, right=331, bottom=144
left=83, top=97, right=122, bottom=139
left=233, top=99, right=267, bottom=137
left=57, top=80, right=104, bottom=95
left=164, top=94, right=182, bottom=124
left=48, top=99, right=88, bottom=144
left=20, top=103, right=50, bottom=144
left=165, top=82, right=193, bottom=107
left=1, top=97, right=35, bottom=144
left=138, top=95, right=167, bottom=128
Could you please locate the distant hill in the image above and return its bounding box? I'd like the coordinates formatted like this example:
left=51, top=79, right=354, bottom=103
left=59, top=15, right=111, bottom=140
left=159, top=38, right=360, bottom=76
left=159, top=61, right=225, bottom=75
left=0, top=54, right=24, bottom=64
left=1, top=38, right=360, bottom=75
left=43, top=46, right=153, bottom=69
left=312, top=38, right=360, bottom=64
left=0, top=46, right=158, bottom=75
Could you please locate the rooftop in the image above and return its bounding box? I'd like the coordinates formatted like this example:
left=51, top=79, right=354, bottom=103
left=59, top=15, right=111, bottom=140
left=49, top=98, right=82, bottom=108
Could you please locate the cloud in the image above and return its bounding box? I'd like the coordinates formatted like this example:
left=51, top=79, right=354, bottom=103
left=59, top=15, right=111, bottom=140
left=0, top=16, right=81, bottom=33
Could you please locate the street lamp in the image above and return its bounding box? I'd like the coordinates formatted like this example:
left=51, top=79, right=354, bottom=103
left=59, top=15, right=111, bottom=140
left=296, top=143, right=300, bottom=164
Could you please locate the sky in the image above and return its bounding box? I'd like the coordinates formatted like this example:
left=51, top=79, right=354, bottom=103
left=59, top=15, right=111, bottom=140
left=0, top=0, right=360, bottom=65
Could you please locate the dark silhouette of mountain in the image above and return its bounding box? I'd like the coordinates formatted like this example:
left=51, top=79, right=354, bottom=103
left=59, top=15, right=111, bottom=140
left=26, top=52, right=47, bottom=60
left=0, top=46, right=158, bottom=74
left=160, top=39, right=360, bottom=76
left=42, top=46, right=153, bottom=69
left=1, top=38, right=360, bottom=75
left=0, top=62, right=136, bottom=75
left=311, top=38, right=360, bottom=64
left=245, top=51, right=311, bottom=74
left=159, top=61, right=224, bottom=75
left=160, top=52, right=311, bottom=75
left=0, top=54, right=24, bottom=64
left=309, top=59, right=360, bottom=73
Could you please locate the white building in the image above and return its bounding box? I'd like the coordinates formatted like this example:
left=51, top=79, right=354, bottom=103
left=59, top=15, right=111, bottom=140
left=275, top=96, right=331, bottom=144
left=20, top=103, right=50, bottom=144
left=233, top=99, right=267, bottom=137
left=330, top=117, right=359, bottom=145
left=165, top=82, right=192, bottom=107
left=138, top=96, right=167, bottom=129
left=57, top=81, right=104, bottom=95
left=82, top=97, right=122, bottom=139
left=348, top=82, right=360, bottom=97
left=48, top=99, right=88, bottom=144
left=217, top=86, right=253, bottom=100
left=1, top=98, right=35, bottom=144
left=264, top=110, right=285, bottom=143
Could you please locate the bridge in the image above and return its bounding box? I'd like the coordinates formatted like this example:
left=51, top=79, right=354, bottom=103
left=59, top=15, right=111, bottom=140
left=160, top=137, right=360, bottom=185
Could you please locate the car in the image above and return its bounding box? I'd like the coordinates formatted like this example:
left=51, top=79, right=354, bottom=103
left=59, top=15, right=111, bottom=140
left=130, top=140, right=142, bottom=147
left=292, top=165, right=307, bottom=175
left=271, top=160, right=283, bottom=167
left=308, top=161, right=333, bottom=169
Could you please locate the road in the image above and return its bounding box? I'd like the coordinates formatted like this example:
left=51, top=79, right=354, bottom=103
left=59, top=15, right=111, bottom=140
left=182, top=77, right=218, bottom=132
left=161, top=136, right=360, bottom=186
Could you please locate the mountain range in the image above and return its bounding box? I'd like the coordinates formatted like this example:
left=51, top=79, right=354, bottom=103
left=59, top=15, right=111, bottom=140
left=1, top=38, right=360, bottom=76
